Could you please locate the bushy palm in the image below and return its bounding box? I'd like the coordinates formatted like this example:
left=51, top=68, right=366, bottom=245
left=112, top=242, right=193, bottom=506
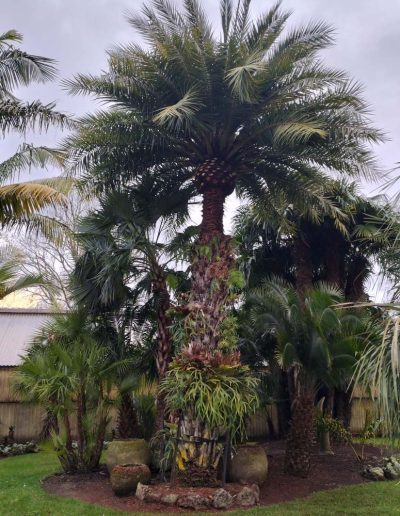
left=247, top=278, right=366, bottom=476
left=15, top=311, right=115, bottom=473
left=65, top=0, right=381, bottom=356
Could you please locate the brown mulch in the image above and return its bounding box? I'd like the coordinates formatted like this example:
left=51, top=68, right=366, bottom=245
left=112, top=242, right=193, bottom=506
left=42, top=441, right=394, bottom=513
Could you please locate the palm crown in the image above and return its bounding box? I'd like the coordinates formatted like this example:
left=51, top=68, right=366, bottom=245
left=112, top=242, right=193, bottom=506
left=67, top=0, right=381, bottom=236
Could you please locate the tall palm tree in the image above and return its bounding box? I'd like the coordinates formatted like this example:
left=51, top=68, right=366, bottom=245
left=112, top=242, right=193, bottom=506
left=0, top=30, right=70, bottom=231
left=247, top=279, right=366, bottom=476
left=66, top=0, right=381, bottom=357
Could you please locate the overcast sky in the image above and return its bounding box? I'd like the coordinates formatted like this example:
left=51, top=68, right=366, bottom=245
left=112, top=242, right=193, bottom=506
left=2, top=0, right=399, bottom=186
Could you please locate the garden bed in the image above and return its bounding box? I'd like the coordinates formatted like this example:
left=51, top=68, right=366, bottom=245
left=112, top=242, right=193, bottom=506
left=42, top=441, right=392, bottom=512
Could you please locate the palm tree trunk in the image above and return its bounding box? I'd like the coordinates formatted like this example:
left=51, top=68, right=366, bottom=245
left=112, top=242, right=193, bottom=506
left=345, top=255, right=368, bottom=302
left=294, top=230, right=313, bottom=301
left=152, top=265, right=173, bottom=432
left=186, top=186, right=233, bottom=352
left=324, top=229, right=347, bottom=289
left=334, top=386, right=353, bottom=430
left=320, top=389, right=334, bottom=455
left=287, top=232, right=315, bottom=476
left=284, top=376, right=315, bottom=477
left=117, top=392, right=137, bottom=438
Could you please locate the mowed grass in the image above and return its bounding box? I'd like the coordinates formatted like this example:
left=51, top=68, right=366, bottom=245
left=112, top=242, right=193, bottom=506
left=1, top=449, right=400, bottom=515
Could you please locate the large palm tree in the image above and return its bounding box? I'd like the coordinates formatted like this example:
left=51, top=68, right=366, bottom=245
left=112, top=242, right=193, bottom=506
left=0, top=30, right=69, bottom=230
left=66, top=0, right=381, bottom=357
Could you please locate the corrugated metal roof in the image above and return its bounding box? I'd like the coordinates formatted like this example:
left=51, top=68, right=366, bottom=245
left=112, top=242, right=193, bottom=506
left=0, top=309, right=54, bottom=366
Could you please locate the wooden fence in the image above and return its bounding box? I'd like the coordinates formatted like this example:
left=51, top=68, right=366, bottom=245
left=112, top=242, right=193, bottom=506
left=0, top=366, right=377, bottom=441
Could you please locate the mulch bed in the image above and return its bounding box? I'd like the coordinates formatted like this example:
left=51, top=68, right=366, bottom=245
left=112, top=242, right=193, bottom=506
left=42, top=441, right=395, bottom=513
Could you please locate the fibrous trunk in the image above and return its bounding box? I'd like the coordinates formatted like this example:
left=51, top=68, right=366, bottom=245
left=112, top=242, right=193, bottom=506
left=172, top=160, right=236, bottom=484
left=294, top=229, right=314, bottom=301
left=152, top=264, right=173, bottom=432
left=185, top=174, right=234, bottom=352
left=284, top=374, right=315, bottom=477
left=323, top=228, right=347, bottom=290
left=117, top=392, right=137, bottom=438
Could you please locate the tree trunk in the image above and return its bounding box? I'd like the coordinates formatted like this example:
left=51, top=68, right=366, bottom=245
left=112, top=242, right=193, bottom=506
left=152, top=265, right=173, bottom=432
left=288, top=233, right=315, bottom=475
left=276, top=370, right=291, bottom=438
left=117, top=392, right=137, bottom=438
left=294, top=230, right=314, bottom=301
left=345, top=255, right=369, bottom=302
left=63, top=413, right=73, bottom=452
left=324, top=229, right=347, bottom=290
left=320, top=389, right=334, bottom=455
left=334, top=387, right=353, bottom=430
left=284, top=374, right=315, bottom=477
left=185, top=186, right=233, bottom=353
left=174, top=412, right=223, bottom=487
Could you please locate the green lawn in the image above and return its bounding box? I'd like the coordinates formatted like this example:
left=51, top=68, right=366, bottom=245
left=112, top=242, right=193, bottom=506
left=1, top=450, right=400, bottom=515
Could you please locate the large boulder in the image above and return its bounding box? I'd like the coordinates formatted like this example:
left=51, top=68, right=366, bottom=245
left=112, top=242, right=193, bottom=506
left=110, top=464, right=151, bottom=496
left=106, top=439, right=151, bottom=473
left=228, top=444, right=268, bottom=485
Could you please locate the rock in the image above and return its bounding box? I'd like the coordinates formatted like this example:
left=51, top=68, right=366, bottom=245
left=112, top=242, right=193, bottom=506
left=389, top=457, right=400, bottom=474
left=212, top=488, right=233, bottom=509
left=250, top=483, right=260, bottom=503
left=236, top=486, right=258, bottom=507
left=136, top=482, right=151, bottom=501
left=106, top=439, right=151, bottom=473
left=384, top=464, right=400, bottom=480
left=362, top=466, right=385, bottom=481
left=229, top=445, right=268, bottom=485
left=111, top=464, right=151, bottom=496
left=145, top=491, right=162, bottom=503
left=177, top=494, right=211, bottom=509
left=160, top=493, right=179, bottom=505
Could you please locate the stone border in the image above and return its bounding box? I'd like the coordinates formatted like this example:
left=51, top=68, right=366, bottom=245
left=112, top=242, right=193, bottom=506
left=136, top=482, right=260, bottom=509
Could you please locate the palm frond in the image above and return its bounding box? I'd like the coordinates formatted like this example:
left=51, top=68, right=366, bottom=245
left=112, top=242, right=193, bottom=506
left=0, top=144, right=65, bottom=183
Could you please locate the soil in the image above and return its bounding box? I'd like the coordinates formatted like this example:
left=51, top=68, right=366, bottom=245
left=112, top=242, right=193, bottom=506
left=42, top=441, right=394, bottom=513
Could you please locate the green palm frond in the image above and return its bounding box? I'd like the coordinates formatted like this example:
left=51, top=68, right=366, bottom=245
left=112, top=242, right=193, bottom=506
left=0, top=99, right=71, bottom=134
left=0, top=144, right=65, bottom=183
left=0, top=255, right=44, bottom=301
left=153, top=88, right=204, bottom=132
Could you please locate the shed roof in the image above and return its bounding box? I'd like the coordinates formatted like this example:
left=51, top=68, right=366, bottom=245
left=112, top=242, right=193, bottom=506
left=0, top=309, right=54, bottom=366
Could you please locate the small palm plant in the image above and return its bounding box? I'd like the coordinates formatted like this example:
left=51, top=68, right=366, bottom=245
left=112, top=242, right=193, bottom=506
left=15, top=311, right=116, bottom=473
left=248, top=279, right=366, bottom=476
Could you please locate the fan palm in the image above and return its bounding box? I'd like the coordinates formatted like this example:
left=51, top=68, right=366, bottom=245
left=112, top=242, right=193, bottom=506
left=0, top=30, right=70, bottom=231
left=65, top=0, right=381, bottom=356
left=247, top=279, right=366, bottom=476
left=72, top=174, right=192, bottom=429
